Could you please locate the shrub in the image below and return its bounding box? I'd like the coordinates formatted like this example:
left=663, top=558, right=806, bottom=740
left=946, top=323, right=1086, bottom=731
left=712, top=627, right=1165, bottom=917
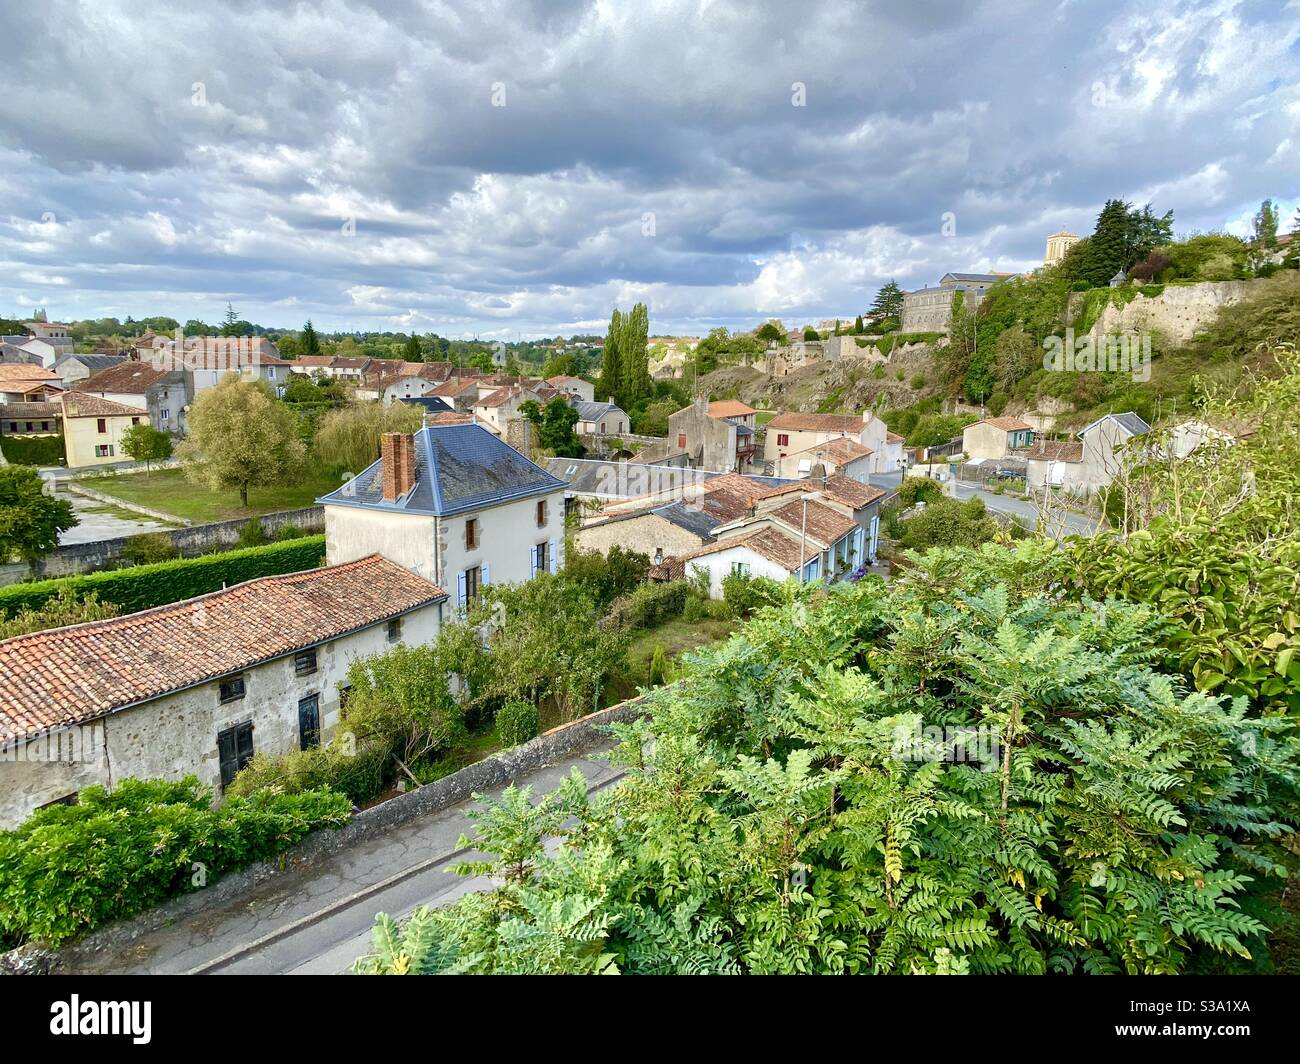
left=909, top=374, right=927, bottom=389
left=226, top=741, right=389, bottom=806
left=646, top=645, right=670, bottom=686
left=496, top=700, right=540, bottom=747
left=604, top=579, right=688, bottom=631
left=565, top=544, right=650, bottom=607
left=274, top=523, right=303, bottom=541
left=238, top=517, right=268, bottom=548
left=0, top=535, right=326, bottom=617
left=721, top=571, right=783, bottom=617
left=897, top=496, right=1002, bottom=551
left=0, top=778, right=350, bottom=945
left=119, top=532, right=180, bottom=566
left=0, top=586, right=118, bottom=639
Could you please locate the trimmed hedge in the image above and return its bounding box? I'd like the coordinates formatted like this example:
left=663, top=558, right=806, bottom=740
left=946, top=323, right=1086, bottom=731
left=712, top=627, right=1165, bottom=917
left=0, top=434, right=65, bottom=466
left=0, top=535, right=325, bottom=618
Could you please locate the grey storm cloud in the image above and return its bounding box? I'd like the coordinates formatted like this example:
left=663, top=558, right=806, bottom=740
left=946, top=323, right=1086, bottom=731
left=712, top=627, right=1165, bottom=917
left=0, top=0, right=1296, bottom=335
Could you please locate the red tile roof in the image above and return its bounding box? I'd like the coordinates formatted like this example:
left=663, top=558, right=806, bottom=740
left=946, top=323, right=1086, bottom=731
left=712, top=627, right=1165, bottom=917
left=680, top=526, right=818, bottom=572
left=1025, top=439, right=1084, bottom=463
left=770, top=498, right=858, bottom=545
left=703, top=473, right=803, bottom=504
left=0, top=555, right=446, bottom=744
left=787, top=436, right=873, bottom=463
left=767, top=411, right=864, bottom=434
left=980, top=416, right=1033, bottom=432
left=60, top=392, right=143, bottom=418
left=820, top=476, right=886, bottom=509
left=707, top=399, right=757, bottom=419
left=77, top=361, right=171, bottom=394
left=0, top=363, right=59, bottom=383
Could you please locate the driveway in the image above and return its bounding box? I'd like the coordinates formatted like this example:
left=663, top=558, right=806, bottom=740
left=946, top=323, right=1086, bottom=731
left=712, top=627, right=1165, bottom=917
left=63, top=746, right=623, bottom=976
left=59, top=491, right=173, bottom=545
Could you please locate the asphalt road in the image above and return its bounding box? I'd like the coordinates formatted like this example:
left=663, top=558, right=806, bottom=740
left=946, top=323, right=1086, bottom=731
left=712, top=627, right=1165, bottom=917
left=869, top=470, right=1101, bottom=538
left=65, top=747, right=624, bottom=976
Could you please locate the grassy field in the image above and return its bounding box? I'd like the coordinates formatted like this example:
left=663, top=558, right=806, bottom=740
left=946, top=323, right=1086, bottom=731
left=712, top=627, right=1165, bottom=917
left=755, top=409, right=779, bottom=427
left=82, top=466, right=345, bottom=523
left=603, top=615, right=737, bottom=704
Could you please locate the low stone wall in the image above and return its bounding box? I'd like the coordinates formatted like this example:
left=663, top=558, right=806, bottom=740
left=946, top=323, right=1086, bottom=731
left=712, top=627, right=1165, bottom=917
left=67, top=481, right=189, bottom=524
left=13, top=694, right=650, bottom=973
left=0, top=505, right=326, bottom=585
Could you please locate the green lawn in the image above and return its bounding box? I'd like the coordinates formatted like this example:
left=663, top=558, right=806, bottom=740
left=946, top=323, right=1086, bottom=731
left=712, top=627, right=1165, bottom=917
left=604, top=615, right=738, bottom=703
left=81, top=466, right=346, bottom=524
left=755, top=410, right=779, bottom=427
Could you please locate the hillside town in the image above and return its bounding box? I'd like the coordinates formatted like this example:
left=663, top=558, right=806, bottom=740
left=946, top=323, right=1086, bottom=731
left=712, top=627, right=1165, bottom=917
left=0, top=0, right=1298, bottom=1018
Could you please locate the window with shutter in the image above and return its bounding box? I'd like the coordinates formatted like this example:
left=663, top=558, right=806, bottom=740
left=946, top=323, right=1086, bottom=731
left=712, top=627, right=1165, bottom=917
left=548, top=539, right=557, bottom=575
left=217, top=722, right=255, bottom=787
left=465, top=518, right=479, bottom=550
left=298, top=695, right=321, bottom=751
left=536, top=499, right=547, bottom=527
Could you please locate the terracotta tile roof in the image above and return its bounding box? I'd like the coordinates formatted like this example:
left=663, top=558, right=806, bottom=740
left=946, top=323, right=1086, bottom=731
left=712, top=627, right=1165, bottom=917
left=788, top=436, right=873, bottom=463
left=77, top=361, right=171, bottom=394
left=707, top=399, right=757, bottom=419
left=0, top=555, right=447, bottom=744
left=766, top=411, right=864, bottom=434
left=681, top=526, right=818, bottom=572
left=1025, top=439, right=1084, bottom=463
left=820, top=476, right=886, bottom=509
left=0, top=363, right=59, bottom=383
left=477, top=385, right=534, bottom=409
left=700, top=487, right=752, bottom=523
left=0, top=401, right=60, bottom=418
left=293, top=355, right=336, bottom=368
left=400, top=361, right=452, bottom=380
left=770, top=498, right=858, bottom=546
left=546, top=375, right=587, bottom=387
left=426, top=411, right=474, bottom=425
left=980, top=416, right=1033, bottom=432
left=431, top=378, right=479, bottom=397
left=703, top=473, right=803, bottom=504
left=886, top=431, right=905, bottom=443
left=60, top=392, right=143, bottom=418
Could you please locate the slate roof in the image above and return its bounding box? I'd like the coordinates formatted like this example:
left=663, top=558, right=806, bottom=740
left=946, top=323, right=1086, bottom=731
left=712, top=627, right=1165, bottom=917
left=651, top=501, right=724, bottom=539
left=0, top=555, right=446, bottom=744
left=1079, top=412, right=1151, bottom=438
left=318, top=422, right=566, bottom=517
left=56, top=354, right=126, bottom=375
left=571, top=400, right=624, bottom=422
left=398, top=395, right=455, bottom=414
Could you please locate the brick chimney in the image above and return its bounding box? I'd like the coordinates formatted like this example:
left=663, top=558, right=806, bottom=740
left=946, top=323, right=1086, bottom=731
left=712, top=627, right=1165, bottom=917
left=381, top=432, right=418, bottom=501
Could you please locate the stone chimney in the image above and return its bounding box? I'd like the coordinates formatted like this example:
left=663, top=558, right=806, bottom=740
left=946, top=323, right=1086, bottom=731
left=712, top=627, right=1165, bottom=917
left=810, top=460, right=828, bottom=490
left=381, top=432, right=418, bottom=501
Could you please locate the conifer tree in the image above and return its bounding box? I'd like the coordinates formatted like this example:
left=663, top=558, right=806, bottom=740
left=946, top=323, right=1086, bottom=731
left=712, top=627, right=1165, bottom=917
left=301, top=319, right=321, bottom=358
left=1080, top=199, right=1130, bottom=287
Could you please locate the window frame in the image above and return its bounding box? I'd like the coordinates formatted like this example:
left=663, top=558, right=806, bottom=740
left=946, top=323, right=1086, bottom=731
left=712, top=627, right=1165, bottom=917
left=293, top=649, right=318, bottom=676
left=219, top=674, right=246, bottom=704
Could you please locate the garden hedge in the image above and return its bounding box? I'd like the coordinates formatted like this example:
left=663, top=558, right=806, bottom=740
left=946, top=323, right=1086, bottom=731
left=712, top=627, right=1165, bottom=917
left=0, top=434, right=65, bottom=466
left=0, top=535, right=325, bottom=618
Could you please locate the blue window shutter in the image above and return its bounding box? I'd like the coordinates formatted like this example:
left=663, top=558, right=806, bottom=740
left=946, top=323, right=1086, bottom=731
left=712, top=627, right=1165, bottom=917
left=482, top=562, right=490, bottom=586
left=530, top=544, right=538, bottom=576
left=457, top=571, right=466, bottom=608
left=548, top=539, right=557, bottom=574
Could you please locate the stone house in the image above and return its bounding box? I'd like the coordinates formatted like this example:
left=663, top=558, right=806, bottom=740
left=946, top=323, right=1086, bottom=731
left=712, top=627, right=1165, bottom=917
left=0, top=555, right=446, bottom=828
left=571, top=400, right=630, bottom=436
left=668, top=397, right=760, bottom=472
left=0, top=400, right=61, bottom=440
left=961, top=416, right=1035, bottom=460
left=774, top=435, right=875, bottom=481
left=1023, top=412, right=1150, bottom=496
left=545, top=375, right=595, bottom=402
left=75, top=360, right=190, bottom=436
left=320, top=424, right=569, bottom=611
left=473, top=384, right=545, bottom=434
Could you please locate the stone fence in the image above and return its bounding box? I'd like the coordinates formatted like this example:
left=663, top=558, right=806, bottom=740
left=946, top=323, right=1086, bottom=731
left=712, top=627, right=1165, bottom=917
left=0, top=505, right=326, bottom=586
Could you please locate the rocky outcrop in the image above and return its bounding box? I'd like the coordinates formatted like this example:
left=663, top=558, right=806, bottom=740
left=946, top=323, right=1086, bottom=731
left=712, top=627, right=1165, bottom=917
left=1080, top=279, right=1257, bottom=344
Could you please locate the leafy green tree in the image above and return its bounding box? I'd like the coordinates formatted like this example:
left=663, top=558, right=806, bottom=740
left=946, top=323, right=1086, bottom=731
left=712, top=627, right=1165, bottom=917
left=220, top=302, right=241, bottom=336
left=177, top=377, right=306, bottom=508
left=522, top=397, right=581, bottom=457
left=1252, top=198, right=1279, bottom=250
left=314, top=401, right=423, bottom=473
left=802, top=326, right=819, bottom=341
left=402, top=333, right=423, bottom=362
left=1122, top=202, right=1174, bottom=263
left=853, top=315, right=864, bottom=334
left=118, top=423, right=173, bottom=477
left=755, top=320, right=784, bottom=343
left=0, top=465, right=76, bottom=570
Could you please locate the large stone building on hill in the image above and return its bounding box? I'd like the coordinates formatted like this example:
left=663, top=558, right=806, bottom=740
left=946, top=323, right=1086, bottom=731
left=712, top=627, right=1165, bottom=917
left=900, top=272, right=1016, bottom=333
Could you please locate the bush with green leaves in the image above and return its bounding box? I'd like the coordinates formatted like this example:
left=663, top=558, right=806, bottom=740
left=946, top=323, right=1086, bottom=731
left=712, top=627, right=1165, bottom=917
left=563, top=544, right=650, bottom=607
left=353, top=543, right=1299, bottom=975
left=721, top=570, right=783, bottom=618
left=496, top=700, right=540, bottom=747
left=119, top=532, right=180, bottom=566
left=896, top=495, right=1004, bottom=551
left=0, top=778, right=350, bottom=946
left=603, top=578, right=688, bottom=631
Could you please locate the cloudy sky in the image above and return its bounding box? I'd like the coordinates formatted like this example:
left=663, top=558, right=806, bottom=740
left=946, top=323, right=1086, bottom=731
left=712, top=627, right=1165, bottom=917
left=1, top=0, right=1297, bottom=338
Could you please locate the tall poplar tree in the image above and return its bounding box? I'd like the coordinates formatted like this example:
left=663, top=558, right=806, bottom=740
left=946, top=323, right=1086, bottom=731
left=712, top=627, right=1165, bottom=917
left=619, top=302, right=650, bottom=405
left=599, top=309, right=624, bottom=404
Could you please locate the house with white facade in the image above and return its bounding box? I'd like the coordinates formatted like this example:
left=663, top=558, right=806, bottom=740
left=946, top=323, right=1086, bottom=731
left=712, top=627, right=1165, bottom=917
left=571, top=400, right=630, bottom=436
left=545, top=375, right=595, bottom=402
left=319, top=424, right=569, bottom=611
left=0, top=556, right=446, bottom=828
left=962, top=416, right=1035, bottom=460
left=764, top=410, right=890, bottom=473
left=74, top=360, right=190, bottom=435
